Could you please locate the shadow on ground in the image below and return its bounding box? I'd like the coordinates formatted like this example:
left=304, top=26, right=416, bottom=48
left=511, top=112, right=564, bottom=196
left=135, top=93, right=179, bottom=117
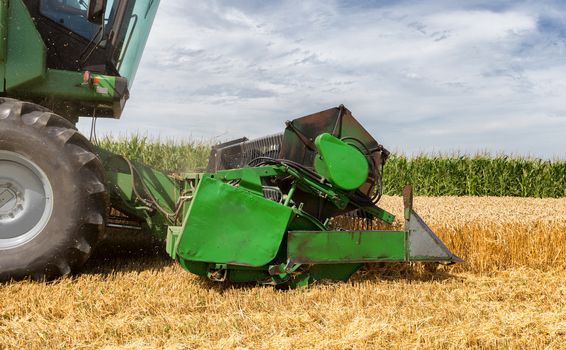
left=173, top=262, right=460, bottom=293
left=353, top=262, right=460, bottom=283
left=80, top=230, right=460, bottom=286
left=81, top=229, right=173, bottom=276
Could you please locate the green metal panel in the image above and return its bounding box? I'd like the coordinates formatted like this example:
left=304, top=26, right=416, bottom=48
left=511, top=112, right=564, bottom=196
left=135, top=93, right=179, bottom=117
left=301, top=264, right=363, bottom=286
left=1, top=1, right=124, bottom=116
left=360, top=205, right=395, bottom=224
left=214, top=166, right=280, bottom=194
left=166, top=226, right=182, bottom=258
left=11, top=69, right=118, bottom=102
left=314, top=133, right=369, bottom=190
left=308, top=264, right=363, bottom=281
left=98, top=148, right=182, bottom=238
left=109, top=165, right=178, bottom=212
left=177, top=175, right=293, bottom=267
left=288, top=230, right=407, bottom=264
left=178, top=260, right=209, bottom=277
left=228, top=268, right=271, bottom=283
left=0, top=0, right=7, bottom=60
left=0, top=0, right=8, bottom=87
left=5, top=0, right=46, bottom=90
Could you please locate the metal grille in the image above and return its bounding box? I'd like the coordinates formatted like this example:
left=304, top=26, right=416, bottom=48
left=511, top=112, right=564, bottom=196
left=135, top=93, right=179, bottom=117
left=262, top=186, right=283, bottom=202
left=107, top=208, right=143, bottom=231
left=207, top=133, right=284, bottom=171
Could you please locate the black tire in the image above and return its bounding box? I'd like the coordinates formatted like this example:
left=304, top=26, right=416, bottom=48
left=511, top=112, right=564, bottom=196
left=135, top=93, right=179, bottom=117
left=0, top=98, right=108, bottom=281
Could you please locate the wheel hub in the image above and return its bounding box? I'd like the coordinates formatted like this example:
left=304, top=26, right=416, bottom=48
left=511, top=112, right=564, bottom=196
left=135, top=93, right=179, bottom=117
left=0, top=151, right=53, bottom=249
left=0, top=187, right=17, bottom=210
left=0, top=184, right=24, bottom=215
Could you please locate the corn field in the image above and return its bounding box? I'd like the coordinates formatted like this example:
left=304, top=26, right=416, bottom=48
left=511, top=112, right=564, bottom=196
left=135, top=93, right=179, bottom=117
left=96, top=136, right=211, bottom=173
left=383, top=154, right=566, bottom=197
left=97, top=137, right=566, bottom=197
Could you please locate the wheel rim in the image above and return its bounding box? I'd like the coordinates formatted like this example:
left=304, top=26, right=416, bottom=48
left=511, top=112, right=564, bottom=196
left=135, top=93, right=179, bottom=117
left=0, top=151, right=54, bottom=250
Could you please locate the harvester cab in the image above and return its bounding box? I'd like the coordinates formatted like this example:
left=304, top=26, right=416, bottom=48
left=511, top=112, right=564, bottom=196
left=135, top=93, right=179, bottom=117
left=2, top=0, right=159, bottom=121
left=0, top=0, right=461, bottom=286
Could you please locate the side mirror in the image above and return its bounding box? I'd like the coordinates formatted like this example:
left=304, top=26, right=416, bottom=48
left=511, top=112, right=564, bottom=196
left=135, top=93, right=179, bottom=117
left=87, top=0, right=107, bottom=25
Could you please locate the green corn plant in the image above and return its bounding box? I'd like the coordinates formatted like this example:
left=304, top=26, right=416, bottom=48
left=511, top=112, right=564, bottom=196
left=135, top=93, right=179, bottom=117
left=99, top=137, right=566, bottom=198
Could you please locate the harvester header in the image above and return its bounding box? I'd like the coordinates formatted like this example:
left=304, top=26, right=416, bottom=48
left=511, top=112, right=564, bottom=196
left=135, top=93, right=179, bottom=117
left=160, top=106, right=462, bottom=287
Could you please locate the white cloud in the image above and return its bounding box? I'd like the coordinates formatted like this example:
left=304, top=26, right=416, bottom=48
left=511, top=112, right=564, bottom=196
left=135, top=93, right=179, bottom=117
left=78, top=0, right=566, bottom=158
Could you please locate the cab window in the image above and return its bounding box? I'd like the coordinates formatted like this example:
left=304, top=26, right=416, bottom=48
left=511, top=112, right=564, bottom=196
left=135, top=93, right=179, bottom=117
left=40, top=0, right=99, bottom=40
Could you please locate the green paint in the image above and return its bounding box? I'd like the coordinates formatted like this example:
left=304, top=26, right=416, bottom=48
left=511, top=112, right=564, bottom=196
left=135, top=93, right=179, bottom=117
left=177, top=175, right=293, bottom=267
left=287, top=264, right=363, bottom=288
left=98, top=148, right=182, bottom=238
left=307, top=264, right=363, bottom=282
left=283, top=165, right=350, bottom=210
left=5, top=0, right=45, bottom=90
left=166, top=226, right=182, bottom=258
left=314, top=133, right=369, bottom=190
left=1, top=1, right=130, bottom=118
left=13, top=69, right=117, bottom=101
left=0, top=0, right=8, bottom=87
left=288, top=230, right=407, bottom=264
left=178, top=260, right=209, bottom=277
left=215, top=166, right=281, bottom=183
left=229, top=268, right=271, bottom=283
left=357, top=205, right=395, bottom=224
left=165, top=160, right=461, bottom=287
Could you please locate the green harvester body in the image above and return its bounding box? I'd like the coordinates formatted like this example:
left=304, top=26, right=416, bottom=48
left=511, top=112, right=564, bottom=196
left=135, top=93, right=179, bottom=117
left=0, top=0, right=461, bottom=286
left=0, top=0, right=158, bottom=121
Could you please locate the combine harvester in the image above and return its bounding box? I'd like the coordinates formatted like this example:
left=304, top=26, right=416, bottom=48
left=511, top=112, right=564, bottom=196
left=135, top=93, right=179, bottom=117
left=0, top=0, right=461, bottom=287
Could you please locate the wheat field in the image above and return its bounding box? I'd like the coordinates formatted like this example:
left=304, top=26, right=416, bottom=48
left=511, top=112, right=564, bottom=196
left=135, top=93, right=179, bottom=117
left=1, top=196, right=565, bottom=349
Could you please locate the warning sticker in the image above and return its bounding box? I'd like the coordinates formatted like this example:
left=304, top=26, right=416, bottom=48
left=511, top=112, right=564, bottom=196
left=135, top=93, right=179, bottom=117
left=96, top=86, right=109, bottom=95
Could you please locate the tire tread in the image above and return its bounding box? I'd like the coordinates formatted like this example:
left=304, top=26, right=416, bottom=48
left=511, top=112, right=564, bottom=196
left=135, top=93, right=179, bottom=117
left=0, top=98, right=108, bottom=281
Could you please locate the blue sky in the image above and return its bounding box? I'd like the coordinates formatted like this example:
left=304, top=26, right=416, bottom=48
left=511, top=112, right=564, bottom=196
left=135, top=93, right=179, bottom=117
left=77, top=0, right=566, bottom=157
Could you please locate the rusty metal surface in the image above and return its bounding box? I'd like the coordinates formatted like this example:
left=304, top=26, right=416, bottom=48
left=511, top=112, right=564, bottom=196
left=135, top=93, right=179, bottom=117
left=279, top=105, right=389, bottom=189
left=277, top=105, right=390, bottom=221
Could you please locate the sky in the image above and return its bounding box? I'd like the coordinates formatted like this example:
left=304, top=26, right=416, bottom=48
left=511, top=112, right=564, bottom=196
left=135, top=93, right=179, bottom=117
left=77, top=0, right=566, bottom=158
